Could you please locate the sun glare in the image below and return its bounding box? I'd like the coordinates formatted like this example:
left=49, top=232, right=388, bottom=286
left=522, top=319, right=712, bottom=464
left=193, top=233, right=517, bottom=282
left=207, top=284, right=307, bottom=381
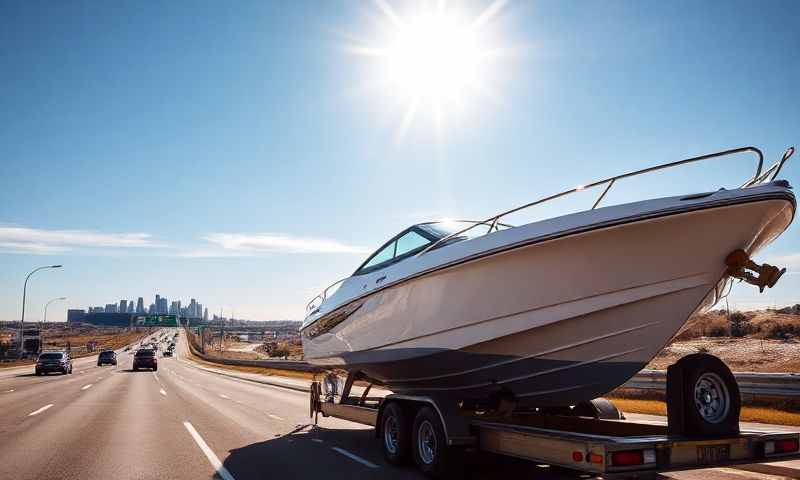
left=347, top=0, right=510, bottom=141
left=385, top=14, right=482, bottom=102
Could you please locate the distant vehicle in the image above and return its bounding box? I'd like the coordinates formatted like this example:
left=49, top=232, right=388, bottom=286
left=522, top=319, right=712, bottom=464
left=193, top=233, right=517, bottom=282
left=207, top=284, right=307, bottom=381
left=35, top=351, right=72, bottom=375
left=162, top=350, right=173, bottom=357
left=123, top=346, right=130, bottom=352
left=97, top=350, right=117, bottom=366
left=132, top=349, right=157, bottom=371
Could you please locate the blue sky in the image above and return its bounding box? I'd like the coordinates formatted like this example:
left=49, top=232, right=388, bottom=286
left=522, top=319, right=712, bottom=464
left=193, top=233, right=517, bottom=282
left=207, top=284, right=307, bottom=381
left=1, top=0, right=799, bottom=322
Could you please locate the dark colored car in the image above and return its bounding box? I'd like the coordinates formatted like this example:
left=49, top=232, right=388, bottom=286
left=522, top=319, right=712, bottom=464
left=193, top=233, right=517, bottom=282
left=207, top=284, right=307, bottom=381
left=35, top=351, right=72, bottom=375
left=97, top=350, right=117, bottom=366
left=162, top=349, right=173, bottom=357
left=132, top=349, right=157, bottom=371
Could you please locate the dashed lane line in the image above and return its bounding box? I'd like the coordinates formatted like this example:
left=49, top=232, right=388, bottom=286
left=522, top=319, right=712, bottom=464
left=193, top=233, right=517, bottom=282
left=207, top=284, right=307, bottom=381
left=183, top=422, right=236, bottom=480
left=330, top=447, right=380, bottom=469
left=160, top=388, right=167, bottom=396
left=267, top=413, right=284, bottom=421
left=81, top=384, right=93, bottom=391
left=28, top=404, right=54, bottom=416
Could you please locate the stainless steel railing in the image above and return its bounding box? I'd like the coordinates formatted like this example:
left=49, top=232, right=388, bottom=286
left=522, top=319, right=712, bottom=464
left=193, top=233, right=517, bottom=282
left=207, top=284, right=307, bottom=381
left=417, top=146, right=794, bottom=257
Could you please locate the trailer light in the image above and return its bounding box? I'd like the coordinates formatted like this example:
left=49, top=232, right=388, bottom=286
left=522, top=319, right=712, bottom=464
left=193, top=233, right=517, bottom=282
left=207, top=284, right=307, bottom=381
left=610, top=448, right=656, bottom=466
left=766, top=438, right=799, bottom=455
left=572, top=451, right=583, bottom=462
left=589, top=453, right=604, bottom=464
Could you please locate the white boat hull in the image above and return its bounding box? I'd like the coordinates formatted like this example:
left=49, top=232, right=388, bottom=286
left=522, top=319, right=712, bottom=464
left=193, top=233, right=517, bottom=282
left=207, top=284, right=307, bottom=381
left=302, top=189, right=794, bottom=407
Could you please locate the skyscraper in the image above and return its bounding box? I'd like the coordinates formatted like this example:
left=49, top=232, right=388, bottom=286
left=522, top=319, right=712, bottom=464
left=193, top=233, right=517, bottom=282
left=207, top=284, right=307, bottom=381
left=119, top=300, right=127, bottom=313
left=155, top=295, right=161, bottom=314
left=203, top=307, right=209, bottom=322
left=127, top=301, right=134, bottom=313
left=136, top=297, right=145, bottom=314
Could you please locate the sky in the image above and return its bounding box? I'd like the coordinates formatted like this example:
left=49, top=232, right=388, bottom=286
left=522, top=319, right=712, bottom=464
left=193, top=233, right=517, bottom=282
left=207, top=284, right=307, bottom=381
left=1, top=0, right=800, bottom=323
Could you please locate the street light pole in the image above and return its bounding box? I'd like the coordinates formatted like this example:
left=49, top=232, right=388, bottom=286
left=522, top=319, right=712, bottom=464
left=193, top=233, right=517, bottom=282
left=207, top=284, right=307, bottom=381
left=20, top=265, right=62, bottom=357
left=43, top=296, right=67, bottom=324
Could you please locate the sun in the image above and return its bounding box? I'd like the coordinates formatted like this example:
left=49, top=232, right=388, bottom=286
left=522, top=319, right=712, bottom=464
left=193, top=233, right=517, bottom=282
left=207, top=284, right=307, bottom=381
left=347, top=1, right=509, bottom=141
left=384, top=13, right=482, bottom=103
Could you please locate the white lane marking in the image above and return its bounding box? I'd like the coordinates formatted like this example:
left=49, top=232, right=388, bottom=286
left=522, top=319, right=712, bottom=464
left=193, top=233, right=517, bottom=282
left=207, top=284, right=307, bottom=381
left=5, top=389, right=14, bottom=393
left=183, top=422, right=236, bottom=480
left=28, top=404, right=54, bottom=416
left=312, top=438, right=323, bottom=443
left=81, top=384, right=93, bottom=391
left=159, top=388, right=167, bottom=396
left=267, top=413, right=284, bottom=421
left=219, top=394, right=230, bottom=399
left=331, top=447, right=379, bottom=469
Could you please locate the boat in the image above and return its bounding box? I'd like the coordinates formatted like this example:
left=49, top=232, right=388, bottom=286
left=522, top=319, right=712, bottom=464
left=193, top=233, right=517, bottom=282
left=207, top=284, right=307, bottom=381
left=301, top=146, right=796, bottom=408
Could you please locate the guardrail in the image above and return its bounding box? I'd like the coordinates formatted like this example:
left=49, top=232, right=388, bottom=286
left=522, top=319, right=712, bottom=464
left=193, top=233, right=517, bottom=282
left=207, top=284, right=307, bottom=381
left=622, top=369, right=800, bottom=398
left=183, top=327, right=317, bottom=373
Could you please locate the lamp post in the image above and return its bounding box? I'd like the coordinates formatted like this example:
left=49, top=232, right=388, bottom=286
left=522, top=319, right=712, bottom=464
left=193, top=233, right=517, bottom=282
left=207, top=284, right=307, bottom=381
left=43, top=296, right=67, bottom=324
left=20, top=265, right=62, bottom=357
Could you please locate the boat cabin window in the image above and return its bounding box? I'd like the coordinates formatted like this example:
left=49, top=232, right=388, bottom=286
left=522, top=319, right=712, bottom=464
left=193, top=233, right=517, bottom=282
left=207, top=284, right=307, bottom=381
left=356, top=228, right=435, bottom=274
left=394, top=231, right=430, bottom=257
left=360, top=241, right=395, bottom=270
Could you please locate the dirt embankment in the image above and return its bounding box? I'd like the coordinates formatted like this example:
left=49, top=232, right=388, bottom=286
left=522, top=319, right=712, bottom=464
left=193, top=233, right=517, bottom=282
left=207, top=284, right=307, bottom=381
left=657, top=309, right=800, bottom=373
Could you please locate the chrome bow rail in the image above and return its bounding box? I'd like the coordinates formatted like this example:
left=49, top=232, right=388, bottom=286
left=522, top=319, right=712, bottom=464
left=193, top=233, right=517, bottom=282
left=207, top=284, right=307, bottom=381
left=417, top=146, right=794, bottom=256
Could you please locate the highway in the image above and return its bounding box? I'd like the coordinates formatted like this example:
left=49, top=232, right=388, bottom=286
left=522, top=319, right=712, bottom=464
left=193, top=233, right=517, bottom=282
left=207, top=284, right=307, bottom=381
left=1, top=330, right=798, bottom=480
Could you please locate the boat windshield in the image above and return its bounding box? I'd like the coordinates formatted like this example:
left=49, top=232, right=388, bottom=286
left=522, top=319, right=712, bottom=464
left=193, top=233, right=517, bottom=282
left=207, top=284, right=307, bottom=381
left=417, top=220, right=510, bottom=241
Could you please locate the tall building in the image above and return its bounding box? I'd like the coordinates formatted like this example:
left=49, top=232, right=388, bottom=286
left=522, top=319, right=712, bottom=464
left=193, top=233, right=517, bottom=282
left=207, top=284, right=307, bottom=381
left=148, top=303, right=155, bottom=315
left=155, top=295, right=161, bottom=313
left=119, top=300, right=127, bottom=313
left=127, top=301, right=134, bottom=313
left=188, top=298, right=198, bottom=318
left=67, top=309, right=86, bottom=323
left=136, top=297, right=145, bottom=314
left=203, top=307, right=209, bottom=322
left=169, top=301, right=179, bottom=315
left=105, top=303, right=118, bottom=313
left=159, top=296, right=168, bottom=314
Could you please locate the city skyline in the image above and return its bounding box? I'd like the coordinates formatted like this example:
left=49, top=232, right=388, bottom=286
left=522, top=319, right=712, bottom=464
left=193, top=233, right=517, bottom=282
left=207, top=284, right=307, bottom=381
left=73, top=293, right=209, bottom=320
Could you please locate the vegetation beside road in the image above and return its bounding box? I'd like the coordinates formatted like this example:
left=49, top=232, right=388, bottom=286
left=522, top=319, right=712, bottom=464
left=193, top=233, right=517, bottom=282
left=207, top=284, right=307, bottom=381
left=608, top=397, right=800, bottom=427
left=0, top=327, right=150, bottom=368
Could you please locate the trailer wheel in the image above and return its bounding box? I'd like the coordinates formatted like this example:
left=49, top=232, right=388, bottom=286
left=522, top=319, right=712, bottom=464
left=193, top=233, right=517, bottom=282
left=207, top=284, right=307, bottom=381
left=670, top=353, right=740, bottom=436
left=573, top=398, right=625, bottom=420
left=381, top=402, right=411, bottom=465
left=412, top=406, right=463, bottom=478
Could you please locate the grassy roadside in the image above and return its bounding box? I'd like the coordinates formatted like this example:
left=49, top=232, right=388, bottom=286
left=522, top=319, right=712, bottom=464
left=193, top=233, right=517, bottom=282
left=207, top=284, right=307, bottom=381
left=0, top=330, right=149, bottom=368
left=608, top=397, right=800, bottom=427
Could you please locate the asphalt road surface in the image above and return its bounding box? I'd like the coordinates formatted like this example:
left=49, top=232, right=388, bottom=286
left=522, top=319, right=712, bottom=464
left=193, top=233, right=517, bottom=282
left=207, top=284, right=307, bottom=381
left=1, top=329, right=798, bottom=480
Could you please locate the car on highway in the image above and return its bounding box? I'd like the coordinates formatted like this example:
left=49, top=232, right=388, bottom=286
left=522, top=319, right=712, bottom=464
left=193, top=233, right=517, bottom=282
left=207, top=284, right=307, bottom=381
left=132, top=349, right=157, bottom=371
left=35, top=351, right=72, bottom=375
left=162, top=350, right=173, bottom=357
left=97, top=350, right=117, bottom=366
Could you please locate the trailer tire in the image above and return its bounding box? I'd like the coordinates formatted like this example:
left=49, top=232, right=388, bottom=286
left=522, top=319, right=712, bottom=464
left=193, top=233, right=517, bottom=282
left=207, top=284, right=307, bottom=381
left=381, top=402, right=411, bottom=465
left=573, top=398, right=625, bottom=420
left=673, top=354, right=740, bottom=436
left=412, top=406, right=464, bottom=478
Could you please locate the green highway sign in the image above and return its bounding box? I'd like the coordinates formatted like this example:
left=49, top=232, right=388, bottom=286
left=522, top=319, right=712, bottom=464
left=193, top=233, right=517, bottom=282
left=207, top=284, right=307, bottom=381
left=136, top=315, right=178, bottom=327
